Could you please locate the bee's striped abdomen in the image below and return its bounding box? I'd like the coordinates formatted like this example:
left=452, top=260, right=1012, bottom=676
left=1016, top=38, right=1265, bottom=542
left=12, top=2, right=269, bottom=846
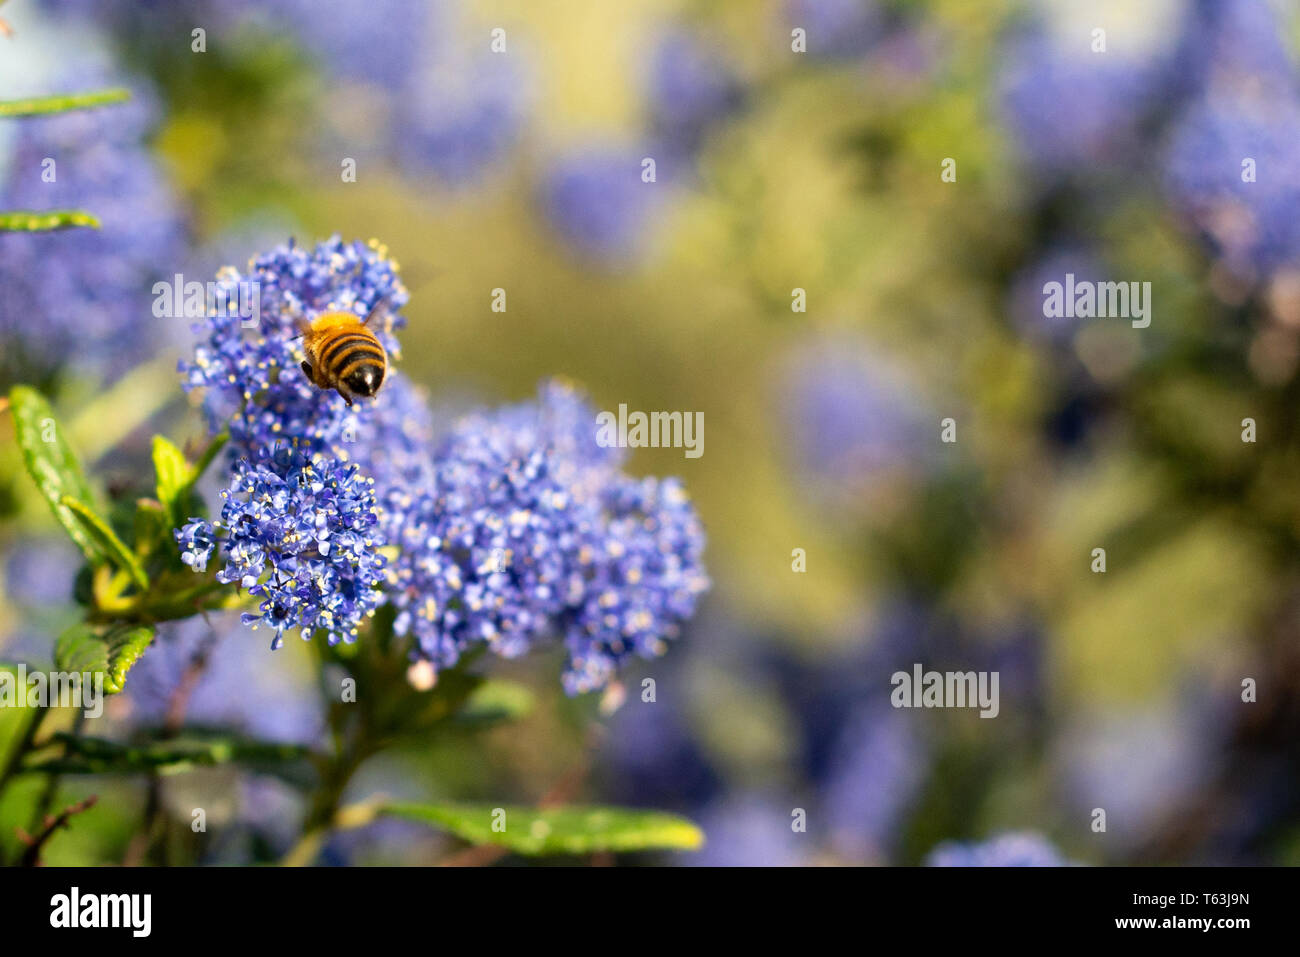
left=320, top=331, right=384, bottom=369
left=304, top=314, right=388, bottom=401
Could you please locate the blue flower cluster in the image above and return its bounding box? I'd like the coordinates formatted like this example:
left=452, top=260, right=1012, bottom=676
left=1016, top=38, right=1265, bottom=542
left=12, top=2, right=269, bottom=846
left=179, top=235, right=408, bottom=462
left=179, top=236, right=707, bottom=690
left=0, top=69, right=183, bottom=382
left=926, top=832, right=1073, bottom=867
left=176, top=444, right=386, bottom=649
left=382, top=381, right=710, bottom=694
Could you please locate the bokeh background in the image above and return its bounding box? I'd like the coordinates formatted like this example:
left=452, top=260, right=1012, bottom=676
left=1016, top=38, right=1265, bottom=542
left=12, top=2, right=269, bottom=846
left=3, top=0, right=1300, bottom=865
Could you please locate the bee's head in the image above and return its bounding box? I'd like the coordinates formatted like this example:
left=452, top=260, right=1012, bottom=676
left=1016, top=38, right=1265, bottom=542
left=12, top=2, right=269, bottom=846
left=343, top=364, right=384, bottom=398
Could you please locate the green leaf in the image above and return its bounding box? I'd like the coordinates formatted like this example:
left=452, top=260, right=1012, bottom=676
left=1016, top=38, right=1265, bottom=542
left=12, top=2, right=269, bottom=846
left=0, top=662, right=42, bottom=781
left=0, top=210, right=100, bottom=231
left=59, top=496, right=148, bottom=589
left=151, top=435, right=192, bottom=528
left=151, top=432, right=226, bottom=534
left=25, top=732, right=314, bottom=779
left=54, top=623, right=154, bottom=695
left=0, top=87, right=130, bottom=118
left=451, top=680, right=535, bottom=731
left=383, top=803, right=705, bottom=855
left=9, top=386, right=101, bottom=561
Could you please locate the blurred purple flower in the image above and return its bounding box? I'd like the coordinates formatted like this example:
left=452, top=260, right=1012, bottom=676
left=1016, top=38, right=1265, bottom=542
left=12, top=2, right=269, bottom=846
left=778, top=335, right=934, bottom=500
left=279, top=0, right=428, bottom=93
left=1177, top=0, right=1297, bottom=98
left=399, top=30, right=531, bottom=185
left=646, top=29, right=744, bottom=157
left=539, top=147, right=663, bottom=266
left=784, top=0, right=883, bottom=60
left=998, top=2, right=1189, bottom=175
left=1058, top=699, right=1219, bottom=845
left=1165, top=93, right=1300, bottom=277
left=688, top=794, right=811, bottom=866
left=3, top=537, right=80, bottom=609
left=1008, top=247, right=1108, bottom=342
left=599, top=697, right=721, bottom=810
left=125, top=614, right=325, bottom=746
left=0, top=71, right=183, bottom=382
left=926, top=831, right=1073, bottom=867
left=823, top=701, right=925, bottom=862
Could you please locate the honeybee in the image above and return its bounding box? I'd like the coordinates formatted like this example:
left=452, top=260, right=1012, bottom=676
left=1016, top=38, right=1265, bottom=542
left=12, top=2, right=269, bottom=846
left=298, top=300, right=390, bottom=405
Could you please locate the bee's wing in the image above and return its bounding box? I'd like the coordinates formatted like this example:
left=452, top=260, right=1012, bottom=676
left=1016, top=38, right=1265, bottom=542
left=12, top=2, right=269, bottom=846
left=362, top=297, right=392, bottom=328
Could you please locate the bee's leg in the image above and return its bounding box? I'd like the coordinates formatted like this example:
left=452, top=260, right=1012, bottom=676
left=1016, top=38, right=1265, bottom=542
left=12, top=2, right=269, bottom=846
left=338, top=386, right=354, bottom=407
left=300, top=360, right=315, bottom=384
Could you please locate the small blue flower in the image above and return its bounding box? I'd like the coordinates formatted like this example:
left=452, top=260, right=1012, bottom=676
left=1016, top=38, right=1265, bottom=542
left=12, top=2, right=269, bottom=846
left=926, top=831, right=1073, bottom=867
left=176, top=519, right=218, bottom=572
left=176, top=444, right=386, bottom=649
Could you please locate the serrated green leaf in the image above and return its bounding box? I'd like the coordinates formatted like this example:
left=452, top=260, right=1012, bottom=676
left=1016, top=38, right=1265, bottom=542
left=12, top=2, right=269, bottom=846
left=59, top=496, right=148, bottom=589
left=0, top=87, right=129, bottom=117
left=383, top=802, right=705, bottom=855
left=54, top=623, right=154, bottom=695
left=9, top=386, right=101, bottom=561
left=25, top=732, right=314, bottom=779
left=0, top=209, right=100, bottom=231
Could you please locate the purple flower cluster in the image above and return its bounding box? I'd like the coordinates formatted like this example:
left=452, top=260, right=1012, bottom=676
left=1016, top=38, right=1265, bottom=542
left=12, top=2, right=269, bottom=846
left=179, top=235, right=408, bottom=462
left=383, top=381, right=710, bottom=694
left=926, top=831, right=1073, bottom=867
left=176, top=444, right=386, bottom=649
